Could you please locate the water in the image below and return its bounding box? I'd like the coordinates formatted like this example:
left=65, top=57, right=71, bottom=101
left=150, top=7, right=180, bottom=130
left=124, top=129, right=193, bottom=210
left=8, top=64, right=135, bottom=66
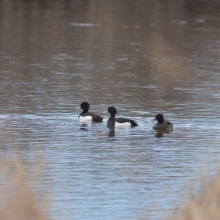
left=1, top=0, right=220, bottom=219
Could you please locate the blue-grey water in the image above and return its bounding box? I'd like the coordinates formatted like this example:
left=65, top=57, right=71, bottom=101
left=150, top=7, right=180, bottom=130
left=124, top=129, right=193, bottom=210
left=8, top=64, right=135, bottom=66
left=1, top=0, right=220, bottom=219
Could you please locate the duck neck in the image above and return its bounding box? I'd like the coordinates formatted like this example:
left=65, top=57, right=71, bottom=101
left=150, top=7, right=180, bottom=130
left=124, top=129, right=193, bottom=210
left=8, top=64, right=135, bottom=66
left=109, top=113, right=116, bottom=120
left=107, top=113, right=116, bottom=128
left=158, top=119, right=164, bottom=124
left=82, top=108, right=89, bottom=113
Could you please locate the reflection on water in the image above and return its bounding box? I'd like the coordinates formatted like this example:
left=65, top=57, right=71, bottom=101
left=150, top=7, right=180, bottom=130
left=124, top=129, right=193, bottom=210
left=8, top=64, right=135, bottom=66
left=108, top=128, right=115, bottom=137
left=1, top=0, right=220, bottom=219
left=79, top=121, right=93, bottom=129
left=154, top=129, right=173, bottom=138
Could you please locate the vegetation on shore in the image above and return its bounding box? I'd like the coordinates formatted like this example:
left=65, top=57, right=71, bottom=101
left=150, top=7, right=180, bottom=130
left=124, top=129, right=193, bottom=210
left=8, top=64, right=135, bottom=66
left=0, top=155, right=49, bottom=220
left=0, top=155, right=220, bottom=220
left=168, top=169, right=220, bottom=220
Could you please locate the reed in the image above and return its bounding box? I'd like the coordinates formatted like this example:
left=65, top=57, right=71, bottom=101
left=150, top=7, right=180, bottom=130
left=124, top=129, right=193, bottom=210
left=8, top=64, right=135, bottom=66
left=1, top=154, right=220, bottom=220
left=168, top=170, right=220, bottom=220
left=0, top=155, right=50, bottom=220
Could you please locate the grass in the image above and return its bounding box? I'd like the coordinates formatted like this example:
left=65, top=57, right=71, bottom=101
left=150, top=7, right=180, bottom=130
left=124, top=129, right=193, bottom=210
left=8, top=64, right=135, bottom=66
left=168, top=170, right=220, bottom=220
left=1, top=154, right=220, bottom=220
left=0, top=155, right=50, bottom=220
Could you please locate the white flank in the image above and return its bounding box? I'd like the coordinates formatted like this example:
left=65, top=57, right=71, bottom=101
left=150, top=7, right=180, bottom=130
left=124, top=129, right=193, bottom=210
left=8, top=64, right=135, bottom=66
left=79, top=115, right=92, bottom=122
left=115, top=122, right=131, bottom=128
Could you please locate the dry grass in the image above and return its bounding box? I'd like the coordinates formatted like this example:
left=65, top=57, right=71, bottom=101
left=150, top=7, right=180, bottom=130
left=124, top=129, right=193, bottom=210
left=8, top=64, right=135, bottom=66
left=1, top=154, right=220, bottom=220
left=0, top=155, right=50, bottom=220
left=168, top=170, right=220, bottom=220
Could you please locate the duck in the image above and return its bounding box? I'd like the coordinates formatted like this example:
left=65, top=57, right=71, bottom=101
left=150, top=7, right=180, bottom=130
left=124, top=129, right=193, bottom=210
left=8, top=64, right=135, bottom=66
left=107, top=107, right=138, bottom=128
left=153, top=114, right=173, bottom=130
left=78, top=102, right=103, bottom=122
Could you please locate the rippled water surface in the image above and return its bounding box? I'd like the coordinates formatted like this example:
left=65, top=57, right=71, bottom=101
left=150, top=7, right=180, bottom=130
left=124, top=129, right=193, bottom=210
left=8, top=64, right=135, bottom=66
left=1, top=0, right=220, bottom=219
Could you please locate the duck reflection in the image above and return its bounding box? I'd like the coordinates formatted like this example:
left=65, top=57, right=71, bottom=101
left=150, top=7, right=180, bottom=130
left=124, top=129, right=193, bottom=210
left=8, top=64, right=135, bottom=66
left=107, top=125, right=115, bottom=137
left=79, top=121, right=92, bottom=131
left=154, top=127, right=173, bottom=138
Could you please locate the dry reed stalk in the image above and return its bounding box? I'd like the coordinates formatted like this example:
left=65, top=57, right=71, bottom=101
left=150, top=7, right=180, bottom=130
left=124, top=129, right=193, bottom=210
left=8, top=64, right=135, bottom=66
left=0, top=154, right=50, bottom=220
left=169, top=170, right=220, bottom=220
